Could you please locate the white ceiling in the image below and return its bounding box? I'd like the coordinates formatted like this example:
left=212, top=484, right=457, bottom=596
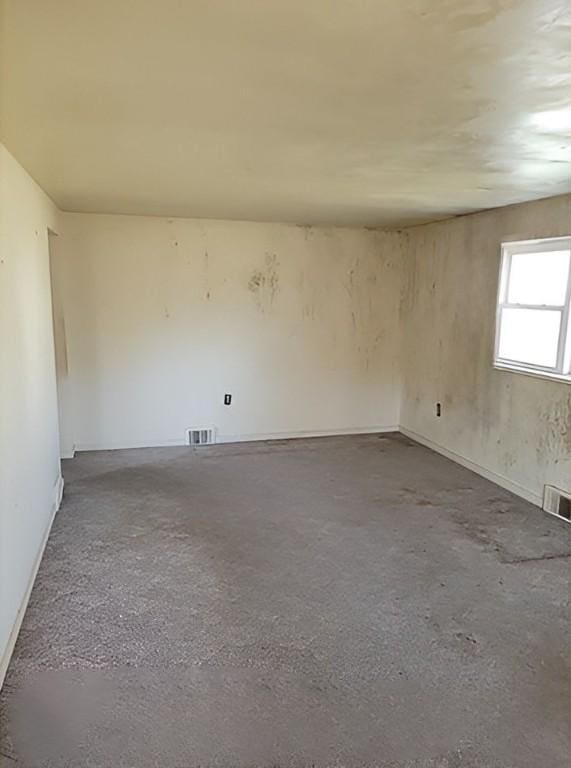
left=1, top=0, right=570, bottom=227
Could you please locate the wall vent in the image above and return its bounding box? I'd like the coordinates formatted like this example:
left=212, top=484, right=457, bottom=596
left=543, top=485, right=571, bottom=523
left=187, top=428, right=216, bottom=447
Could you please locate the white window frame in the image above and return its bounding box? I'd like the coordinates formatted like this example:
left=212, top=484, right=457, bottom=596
left=494, top=236, right=571, bottom=382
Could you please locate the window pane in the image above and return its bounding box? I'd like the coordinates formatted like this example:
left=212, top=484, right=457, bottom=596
left=507, top=249, right=570, bottom=305
left=498, top=308, right=561, bottom=368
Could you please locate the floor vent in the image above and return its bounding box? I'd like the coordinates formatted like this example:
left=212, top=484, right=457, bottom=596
left=543, top=485, right=571, bottom=523
left=187, top=428, right=216, bottom=447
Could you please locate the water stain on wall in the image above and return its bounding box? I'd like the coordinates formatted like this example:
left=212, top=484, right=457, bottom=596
left=248, top=271, right=264, bottom=292
left=538, top=392, right=571, bottom=464
left=248, top=252, right=280, bottom=312
left=203, top=250, right=212, bottom=301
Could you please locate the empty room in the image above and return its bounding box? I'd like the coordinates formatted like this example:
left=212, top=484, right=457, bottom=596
left=1, top=1, right=570, bottom=766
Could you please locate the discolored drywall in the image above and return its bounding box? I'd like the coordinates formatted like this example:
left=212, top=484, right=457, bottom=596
left=54, top=213, right=404, bottom=450
left=401, top=193, right=571, bottom=502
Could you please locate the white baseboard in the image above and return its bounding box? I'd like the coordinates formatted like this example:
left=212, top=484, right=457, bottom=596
left=75, top=437, right=189, bottom=451
left=0, top=474, right=64, bottom=690
left=400, top=427, right=542, bottom=507
left=217, top=425, right=400, bottom=444
left=74, top=425, right=400, bottom=452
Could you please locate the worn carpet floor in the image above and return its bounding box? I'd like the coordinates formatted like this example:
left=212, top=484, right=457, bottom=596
left=1, top=433, right=570, bottom=767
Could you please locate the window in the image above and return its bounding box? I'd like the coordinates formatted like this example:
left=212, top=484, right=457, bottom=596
left=494, top=237, right=571, bottom=381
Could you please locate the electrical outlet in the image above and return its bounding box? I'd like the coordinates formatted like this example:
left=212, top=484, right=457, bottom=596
left=224, top=394, right=232, bottom=406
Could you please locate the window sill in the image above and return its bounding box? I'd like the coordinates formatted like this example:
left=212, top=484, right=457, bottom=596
left=493, top=363, right=571, bottom=384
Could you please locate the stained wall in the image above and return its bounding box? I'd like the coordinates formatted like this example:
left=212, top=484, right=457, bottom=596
left=401, top=194, right=571, bottom=503
left=55, top=214, right=404, bottom=449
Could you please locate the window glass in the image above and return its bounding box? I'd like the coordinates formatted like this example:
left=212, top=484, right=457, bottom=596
left=507, top=249, right=570, bottom=306
left=498, top=308, right=561, bottom=368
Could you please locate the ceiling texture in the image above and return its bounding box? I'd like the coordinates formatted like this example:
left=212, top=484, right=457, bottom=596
left=1, top=0, right=570, bottom=227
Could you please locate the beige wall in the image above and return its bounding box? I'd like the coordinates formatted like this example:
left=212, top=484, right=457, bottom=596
left=55, top=213, right=404, bottom=450
left=401, top=194, right=571, bottom=504
left=0, top=145, right=62, bottom=679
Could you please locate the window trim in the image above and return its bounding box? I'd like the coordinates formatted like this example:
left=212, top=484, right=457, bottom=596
left=494, top=236, right=571, bottom=382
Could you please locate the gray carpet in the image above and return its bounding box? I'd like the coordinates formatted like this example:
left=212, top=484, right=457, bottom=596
left=1, top=433, right=570, bottom=767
